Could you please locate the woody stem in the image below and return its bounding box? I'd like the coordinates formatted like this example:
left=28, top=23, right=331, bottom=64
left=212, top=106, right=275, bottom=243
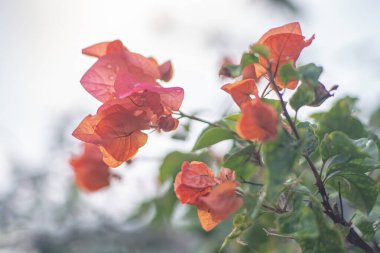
left=266, top=62, right=375, bottom=253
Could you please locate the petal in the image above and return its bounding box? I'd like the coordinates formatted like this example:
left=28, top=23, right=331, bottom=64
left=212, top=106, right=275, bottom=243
left=82, top=40, right=126, bottom=58
left=237, top=100, right=278, bottom=142
left=242, top=63, right=266, bottom=81
left=198, top=181, right=243, bottom=221
left=125, top=51, right=161, bottom=80
left=159, top=60, right=174, bottom=82
left=99, top=146, right=124, bottom=168
left=216, top=167, right=236, bottom=183
left=197, top=208, right=220, bottom=232
left=263, top=33, right=314, bottom=75
left=174, top=183, right=211, bottom=205
left=80, top=53, right=128, bottom=102
left=70, top=143, right=111, bottom=192
left=114, top=70, right=158, bottom=99
left=72, top=115, right=101, bottom=144
left=181, top=161, right=216, bottom=188
left=116, top=83, right=184, bottom=112
left=158, top=116, right=179, bottom=132
left=221, top=79, right=259, bottom=107
left=258, top=22, right=302, bottom=44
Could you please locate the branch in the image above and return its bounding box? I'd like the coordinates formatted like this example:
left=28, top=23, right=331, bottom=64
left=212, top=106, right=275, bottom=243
left=266, top=63, right=376, bottom=253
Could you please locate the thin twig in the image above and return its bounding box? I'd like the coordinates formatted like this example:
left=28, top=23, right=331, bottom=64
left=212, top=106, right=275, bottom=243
left=263, top=228, right=294, bottom=240
left=261, top=82, right=271, bottom=98
left=239, top=176, right=263, bottom=187
left=338, top=182, right=344, bottom=220
left=176, top=111, right=220, bottom=127
left=266, top=62, right=375, bottom=253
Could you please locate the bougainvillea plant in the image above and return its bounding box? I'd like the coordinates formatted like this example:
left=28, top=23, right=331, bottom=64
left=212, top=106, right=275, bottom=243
left=71, top=23, right=380, bottom=252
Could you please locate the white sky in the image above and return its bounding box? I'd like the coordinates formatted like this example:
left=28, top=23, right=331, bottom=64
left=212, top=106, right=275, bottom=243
left=0, top=0, right=379, bottom=219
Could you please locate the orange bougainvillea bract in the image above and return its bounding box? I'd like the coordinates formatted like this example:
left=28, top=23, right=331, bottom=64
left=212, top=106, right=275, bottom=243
left=236, top=99, right=279, bottom=142
left=72, top=40, right=184, bottom=171
left=221, top=78, right=279, bottom=142
left=69, top=143, right=112, bottom=192
left=174, top=161, right=243, bottom=231
left=243, top=22, right=314, bottom=89
left=221, top=79, right=259, bottom=107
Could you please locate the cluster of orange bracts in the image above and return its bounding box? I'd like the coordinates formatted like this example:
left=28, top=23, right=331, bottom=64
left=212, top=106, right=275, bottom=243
left=222, top=22, right=314, bottom=142
left=174, top=161, right=243, bottom=231
left=70, top=22, right=313, bottom=230
left=70, top=40, right=184, bottom=191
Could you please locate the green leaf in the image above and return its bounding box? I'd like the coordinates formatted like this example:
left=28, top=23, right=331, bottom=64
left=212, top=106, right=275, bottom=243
left=277, top=197, right=319, bottom=241
left=298, top=122, right=319, bottom=155
left=159, top=151, right=209, bottom=183
left=328, top=157, right=380, bottom=175
left=262, top=98, right=283, bottom=113
left=290, top=83, right=315, bottom=111
left=224, top=113, right=240, bottom=122
left=296, top=198, right=344, bottom=253
left=219, top=213, right=253, bottom=252
left=353, top=213, right=376, bottom=241
left=279, top=62, right=299, bottom=85
left=298, top=63, right=323, bottom=86
left=262, top=128, right=302, bottom=202
left=192, top=126, right=235, bottom=151
left=353, top=138, right=379, bottom=161
left=219, top=63, right=242, bottom=78
left=223, top=145, right=257, bottom=179
left=311, top=96, right=367, bottom=139
left=319, top=131, right=368, bottom=162
left=327, top=172, right=378, bottom=214
left=320, top=132, right=380, bottom=176
left=250, top=44, right=270, bottom=59
left=369, top=107, right=380, bottom=130
left=240, top=52, right=259, bottom=70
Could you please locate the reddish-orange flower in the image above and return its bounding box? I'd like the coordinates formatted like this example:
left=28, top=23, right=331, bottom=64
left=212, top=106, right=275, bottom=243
left=221, top=79, right=259, bottom=107
left=73, top=40, right=184, bottom=167
left=69, top=143, right=112, bottom=192
left=174, top=162, right=243, bottom=231
left=237, top=99, right=278, bottom=142
left=174, top=161, right=216, bottom=205
left=243, top=22, right=314, bottom=89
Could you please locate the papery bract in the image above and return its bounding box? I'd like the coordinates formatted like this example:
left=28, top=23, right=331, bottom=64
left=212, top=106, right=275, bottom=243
left=174, top=161, right=216, bottom=205
left=243, top=22, right=314, bottom=89
left=80, top=40, right=178, bottom=102
left=159, top=60, right=174, bottom=82
left=94, top=107, right=149, bottom=163
left=237, top=99, right=278, bottom=142
left=197, top=208, right=220, bottom=232
left=216, top=167, right=236, bottom=184
left=70, top=143, right=111, bottom=192
left=82, top=40, right=126, bottom=58
left=221, top=79, right=259, bottom=107
left=198, top=181, right=243, bottom=221
left=158, top=116, right=179, bottom=132
left=73, top=104, right=149, bottom=167
left=174, top=163, right=242, bottom=231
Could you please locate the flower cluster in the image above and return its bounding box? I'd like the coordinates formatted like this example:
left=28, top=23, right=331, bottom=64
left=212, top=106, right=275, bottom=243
left=221, top=22, right=313, bottom=142
left=174, top=161, right=243, bottom=231
left=71, top=40, right=184, bottom=191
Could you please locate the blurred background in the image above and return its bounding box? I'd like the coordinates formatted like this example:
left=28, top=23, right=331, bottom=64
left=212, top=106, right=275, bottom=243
left=0, top=0, right=379, bottom=252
